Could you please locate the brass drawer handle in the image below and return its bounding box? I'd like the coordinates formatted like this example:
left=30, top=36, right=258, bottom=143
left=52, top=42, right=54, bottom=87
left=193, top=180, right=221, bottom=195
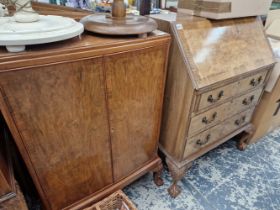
left=202, top=112, right=217, bottom=124
left=207, top=90, right=224, bottom=103
left=235, top=116, right=246, bottom=126
left=242, top=95, right=255, bottom=105
left=196, top=134, right=211, bottom=146
left=250, top=76, right=263, bottom=87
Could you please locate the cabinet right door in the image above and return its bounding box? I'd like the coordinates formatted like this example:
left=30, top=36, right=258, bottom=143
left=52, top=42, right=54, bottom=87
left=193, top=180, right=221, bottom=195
left=104, top=44, right=168, bottom=181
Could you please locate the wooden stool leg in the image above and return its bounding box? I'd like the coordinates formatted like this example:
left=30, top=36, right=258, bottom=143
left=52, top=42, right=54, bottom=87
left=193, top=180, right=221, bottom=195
left=153, top=161, right=164, bottom=186
left=166, top=158, right=192, bottom=198
left=237, top=124, right=256, bottom=151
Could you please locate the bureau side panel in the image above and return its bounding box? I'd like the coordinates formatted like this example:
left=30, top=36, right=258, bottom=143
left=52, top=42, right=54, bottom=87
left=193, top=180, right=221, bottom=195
left=105, top=43, right=169, bottom=181
left=160, top=35, right=195, bottom=161
left=0, top=59, right=113, bottom=210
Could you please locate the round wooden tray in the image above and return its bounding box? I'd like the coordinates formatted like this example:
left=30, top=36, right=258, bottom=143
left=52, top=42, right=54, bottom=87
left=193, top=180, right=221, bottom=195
left=80, top=14, right=158, bottom=36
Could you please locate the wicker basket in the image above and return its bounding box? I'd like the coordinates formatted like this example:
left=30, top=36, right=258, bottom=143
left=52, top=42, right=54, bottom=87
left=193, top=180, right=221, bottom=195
left=84, top=190, right=137, bottom=210
left=0, top=0, right=11, bottom=6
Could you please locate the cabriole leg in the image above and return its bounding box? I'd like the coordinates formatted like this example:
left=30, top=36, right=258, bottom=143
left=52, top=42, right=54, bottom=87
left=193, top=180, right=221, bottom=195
left=153, top=161, right=164, bottom=186
left=166, top=158, right=192, bottom=198
left=237, top=124, right=256, bottom=151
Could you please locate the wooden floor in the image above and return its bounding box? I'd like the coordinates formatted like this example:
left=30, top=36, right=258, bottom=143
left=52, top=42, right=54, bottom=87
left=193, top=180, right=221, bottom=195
left=0, top=183, right=28, bottom=210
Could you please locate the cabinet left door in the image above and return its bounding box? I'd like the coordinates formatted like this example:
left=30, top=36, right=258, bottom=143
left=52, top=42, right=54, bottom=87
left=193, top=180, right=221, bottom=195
left=0, top=58, right=113, bottom=210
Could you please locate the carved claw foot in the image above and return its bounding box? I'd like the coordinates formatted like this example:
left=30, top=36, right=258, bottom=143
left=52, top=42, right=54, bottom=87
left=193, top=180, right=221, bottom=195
left=237, top=140, right=247, bottom=151
left=153, top=173, right=164, bottom=186
left=166, top=158, right=192, bottom=198
left=168, top=181, right=181, bottom=198
left=153, top=161, right=164, bottom=186
left=237, top=124, right=255, bottom=151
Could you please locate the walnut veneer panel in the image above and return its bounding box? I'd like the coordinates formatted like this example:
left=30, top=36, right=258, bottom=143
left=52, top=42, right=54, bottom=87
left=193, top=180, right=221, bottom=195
left=0, top=59, right=113, bottom=210
left=159, top=35, right=195, bottom=161
left=172, top=15, right=275, bottom=89
left=105, top=46, right=168, bottom=181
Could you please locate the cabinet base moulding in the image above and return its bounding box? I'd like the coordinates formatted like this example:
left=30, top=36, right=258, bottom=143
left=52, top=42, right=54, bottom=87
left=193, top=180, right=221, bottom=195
left=64, top=157, right=163, bottom=210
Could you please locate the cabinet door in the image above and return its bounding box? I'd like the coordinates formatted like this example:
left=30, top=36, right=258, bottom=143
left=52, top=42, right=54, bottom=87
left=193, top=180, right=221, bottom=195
left=0, top=59, right=113, bottom=210
left=105, top=45, right=167, bottom=180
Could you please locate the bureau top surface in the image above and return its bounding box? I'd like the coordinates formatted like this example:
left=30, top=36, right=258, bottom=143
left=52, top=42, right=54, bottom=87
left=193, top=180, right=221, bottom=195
left=0, top=30, right=169, bottom=71
left=151, top=13, right=275, bottom=89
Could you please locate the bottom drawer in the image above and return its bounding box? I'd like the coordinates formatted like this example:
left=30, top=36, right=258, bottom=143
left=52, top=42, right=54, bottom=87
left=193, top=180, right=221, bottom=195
left=183, top=109, right=255, bottom=159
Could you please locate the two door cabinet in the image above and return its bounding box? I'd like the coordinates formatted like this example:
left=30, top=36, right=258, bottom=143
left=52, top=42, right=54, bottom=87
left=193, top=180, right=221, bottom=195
left=0, top=32, right=170, bottom=210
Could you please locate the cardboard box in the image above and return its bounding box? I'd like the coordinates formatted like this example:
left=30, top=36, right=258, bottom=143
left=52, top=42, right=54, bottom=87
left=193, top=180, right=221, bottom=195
left=178, top=0, right=272, bottom=19
left=249, top=38, right=280, bottom=143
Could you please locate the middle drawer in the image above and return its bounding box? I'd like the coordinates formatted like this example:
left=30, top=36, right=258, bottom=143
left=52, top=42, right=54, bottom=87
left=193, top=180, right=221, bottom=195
left=188, top=87, right=263, bottom=137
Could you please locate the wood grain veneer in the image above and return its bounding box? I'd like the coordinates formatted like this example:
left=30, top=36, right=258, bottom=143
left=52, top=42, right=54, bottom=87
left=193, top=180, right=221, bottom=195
left=0, top=31, right=170, bottom=210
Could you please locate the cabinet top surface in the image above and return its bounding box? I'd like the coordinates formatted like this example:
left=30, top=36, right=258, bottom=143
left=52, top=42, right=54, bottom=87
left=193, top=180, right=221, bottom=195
left=0, top=30, right=169, bottom=71
left=151, top=13, right=275, bottom=89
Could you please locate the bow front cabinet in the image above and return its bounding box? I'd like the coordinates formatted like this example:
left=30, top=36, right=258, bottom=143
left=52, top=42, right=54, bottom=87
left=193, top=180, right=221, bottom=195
left=0, top=32, right=170, bottom=210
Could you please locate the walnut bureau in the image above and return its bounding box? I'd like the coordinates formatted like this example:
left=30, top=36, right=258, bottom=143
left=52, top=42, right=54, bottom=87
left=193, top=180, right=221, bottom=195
left=0, top=32, right=170, bottom=210
left=150, top=13, right=275, bottom=197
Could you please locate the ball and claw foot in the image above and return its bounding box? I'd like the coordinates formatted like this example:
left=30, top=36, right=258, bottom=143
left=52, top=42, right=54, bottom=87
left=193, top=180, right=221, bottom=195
left=237, top=140, right=248, bottom=151
left=153, top=172, right=164, bottom=186
left=168, top=182, right=181, bottom=198
left=237, top=124, right=255, bottom=151
left=153, top=161, right=164, bottom=186
left=166, top=158, right=192, bottom=198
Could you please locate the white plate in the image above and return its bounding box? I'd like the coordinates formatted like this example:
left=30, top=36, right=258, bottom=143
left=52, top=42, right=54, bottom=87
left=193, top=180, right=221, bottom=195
left=0, top=15, right=84, bottom=52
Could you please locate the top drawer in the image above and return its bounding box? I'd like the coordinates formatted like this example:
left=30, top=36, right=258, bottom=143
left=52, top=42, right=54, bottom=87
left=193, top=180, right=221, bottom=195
left=196, top=71, right=267, bottom=111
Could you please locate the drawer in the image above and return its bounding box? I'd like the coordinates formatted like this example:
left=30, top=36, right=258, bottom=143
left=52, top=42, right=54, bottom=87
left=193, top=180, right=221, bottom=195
left=184, top=109, right=254, bottom=159
left=197, top=71, right=267, bottom=111
left=189, top=88, right=263, bottom=136
left=230, top=88, right=263, bottom=114
left=189, top=101, right=230, bottom=136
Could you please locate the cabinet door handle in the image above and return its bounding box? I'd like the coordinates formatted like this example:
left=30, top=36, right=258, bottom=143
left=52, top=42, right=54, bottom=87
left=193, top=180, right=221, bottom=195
left=250, top=76, right=263, bottom=87
left=196, top=134, right=211, bottom=146
left=242, top=95, right=255, bottom=105
left=202, top=112, right=217, bottom=124
left=207, top=90, right=224, bottom=103
left=235, top=116, right=246, bottom=126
